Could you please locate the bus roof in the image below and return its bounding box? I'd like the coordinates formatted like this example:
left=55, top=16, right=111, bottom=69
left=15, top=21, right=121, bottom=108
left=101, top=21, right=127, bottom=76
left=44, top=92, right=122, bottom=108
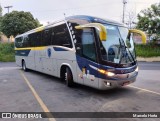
left=16, top=15, right=125, bottom=38
left=66, top=15, right=125, bottom=26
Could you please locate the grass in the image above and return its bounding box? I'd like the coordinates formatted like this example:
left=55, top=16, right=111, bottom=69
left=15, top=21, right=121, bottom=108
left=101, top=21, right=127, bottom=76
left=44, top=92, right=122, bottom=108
left=0, top=42, right=15, bottom=62
left=135, top=44, right=160, bottom=57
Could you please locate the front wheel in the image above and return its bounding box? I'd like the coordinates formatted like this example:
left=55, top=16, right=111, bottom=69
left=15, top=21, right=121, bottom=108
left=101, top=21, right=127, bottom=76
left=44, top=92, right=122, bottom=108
left=22, top=60, right=28, bottom=71
left=65, top=67, right=74, bottom=87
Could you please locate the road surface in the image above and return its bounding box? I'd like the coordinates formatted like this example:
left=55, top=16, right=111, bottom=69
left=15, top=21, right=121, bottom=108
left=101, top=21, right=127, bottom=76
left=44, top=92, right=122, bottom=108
left=0, top=62, right=159, bottom=121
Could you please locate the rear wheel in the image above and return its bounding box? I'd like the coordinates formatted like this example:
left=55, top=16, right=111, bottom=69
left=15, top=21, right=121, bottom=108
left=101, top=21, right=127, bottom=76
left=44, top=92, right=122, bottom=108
left=64, top=67, right=74, bottom=87
left=22, top=60, right=28, bottom=71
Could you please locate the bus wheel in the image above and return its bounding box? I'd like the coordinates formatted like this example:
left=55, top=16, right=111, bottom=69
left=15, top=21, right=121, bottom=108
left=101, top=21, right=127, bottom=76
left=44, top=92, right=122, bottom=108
left=22, top=60, right=28, bottom=71
left=65, top=67, right=74, bottom=87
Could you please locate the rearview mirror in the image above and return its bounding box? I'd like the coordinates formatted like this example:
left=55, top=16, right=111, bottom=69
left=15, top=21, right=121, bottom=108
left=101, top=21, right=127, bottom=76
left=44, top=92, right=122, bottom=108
left=129, top=29, right=147, bottom=44
left=75, top=23, right=107, bottom=41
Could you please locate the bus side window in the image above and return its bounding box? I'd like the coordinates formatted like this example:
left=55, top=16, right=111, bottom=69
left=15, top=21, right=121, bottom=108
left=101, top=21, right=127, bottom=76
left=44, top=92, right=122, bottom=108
left=81, top=29, right=96, bottom=61
left=23, top=36, right=29, bottom=47
left=35, top=32, right=42, bottom=47
left=68, top=19, right=89, bottom=56
left=42, top=28, right=52, bottom=46
left=28, top=33, right=35, bottom=47
left=15, top=37, right=23, bottom=48
left=52, top=24, right=73, bottom=48
left=68, top=19, right=89, bottom=45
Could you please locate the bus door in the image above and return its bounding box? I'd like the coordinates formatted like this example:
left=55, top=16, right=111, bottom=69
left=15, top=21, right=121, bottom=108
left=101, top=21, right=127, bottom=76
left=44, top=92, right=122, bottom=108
left=24, top=34, right=35, bottom=70
left=76, top=28, right=99, bottom=88
left=34, top=32, right=43, bottom=72
left=41, top=28, right=57, bottom=76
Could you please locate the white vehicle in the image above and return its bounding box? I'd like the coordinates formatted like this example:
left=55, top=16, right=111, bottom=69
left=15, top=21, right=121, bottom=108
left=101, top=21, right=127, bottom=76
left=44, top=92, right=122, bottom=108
left=15, top=15, right=146, bottom=90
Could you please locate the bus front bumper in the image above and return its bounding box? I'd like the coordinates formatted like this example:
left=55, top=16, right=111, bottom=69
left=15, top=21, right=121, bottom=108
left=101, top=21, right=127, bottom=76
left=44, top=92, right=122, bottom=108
left=99, top=71, right=138, bottom=90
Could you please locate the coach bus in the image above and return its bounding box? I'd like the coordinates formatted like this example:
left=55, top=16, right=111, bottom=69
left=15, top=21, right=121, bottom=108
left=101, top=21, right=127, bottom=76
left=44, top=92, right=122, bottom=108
left=15, top=15, right=146, bottom=90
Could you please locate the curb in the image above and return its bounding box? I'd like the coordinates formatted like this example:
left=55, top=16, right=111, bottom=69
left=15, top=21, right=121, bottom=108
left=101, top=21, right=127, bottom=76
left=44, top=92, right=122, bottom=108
left=137, top=57, right=160, bottom=62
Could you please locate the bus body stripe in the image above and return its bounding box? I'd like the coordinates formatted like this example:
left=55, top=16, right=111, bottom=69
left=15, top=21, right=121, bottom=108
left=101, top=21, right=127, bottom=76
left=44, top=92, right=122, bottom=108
left=15, top=47, right=46, bottom=51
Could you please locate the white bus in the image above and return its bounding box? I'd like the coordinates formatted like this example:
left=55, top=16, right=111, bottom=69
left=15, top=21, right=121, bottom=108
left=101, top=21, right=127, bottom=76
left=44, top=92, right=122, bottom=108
left=15, top=15, right=146, bottom=90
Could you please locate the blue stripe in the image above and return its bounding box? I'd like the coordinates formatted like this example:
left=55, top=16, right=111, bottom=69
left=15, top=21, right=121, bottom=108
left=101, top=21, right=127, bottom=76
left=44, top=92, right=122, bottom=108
left=53, top=47, right=69, bottom=51
left=15, top=49, right=31, bottom=56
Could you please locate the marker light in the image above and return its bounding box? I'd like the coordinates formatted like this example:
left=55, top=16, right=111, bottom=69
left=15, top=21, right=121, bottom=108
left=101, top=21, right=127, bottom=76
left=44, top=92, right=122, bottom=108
left=135, top=67, right=139, bottom=72
left=98, top=69, right=106, bottom=74
left=104, top=81, right=111, bottom=87
left=98, top=69, right=115, bottom=77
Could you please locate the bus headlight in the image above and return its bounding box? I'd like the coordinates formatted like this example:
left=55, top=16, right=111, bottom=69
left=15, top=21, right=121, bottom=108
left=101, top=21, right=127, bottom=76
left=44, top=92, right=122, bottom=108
left=107, top=72, right=115, bottom=77
left=98, top=69, right=115, bottom=77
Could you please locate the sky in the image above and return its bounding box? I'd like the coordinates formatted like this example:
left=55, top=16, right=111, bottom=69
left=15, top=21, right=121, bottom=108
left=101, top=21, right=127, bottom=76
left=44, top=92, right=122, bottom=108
left=0, top=0, right=160, bottom=25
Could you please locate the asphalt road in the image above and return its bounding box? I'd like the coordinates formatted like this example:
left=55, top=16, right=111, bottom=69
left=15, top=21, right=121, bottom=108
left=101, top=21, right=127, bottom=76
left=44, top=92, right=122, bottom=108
left=0, top=62, right=160, bottom=121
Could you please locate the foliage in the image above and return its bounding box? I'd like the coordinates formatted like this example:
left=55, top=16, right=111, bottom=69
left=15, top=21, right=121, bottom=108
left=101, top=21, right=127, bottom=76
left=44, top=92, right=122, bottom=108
left=0, top=4, right=2, bottom=17
left=0, top=42, right=15, bottom=62
left=135, top=44, right=160, bottom=57
left=1, top=11, right=41, bottom=38
left=136, top=3, right=160, bottom=41
left=0, top=4, right=2, bottom=33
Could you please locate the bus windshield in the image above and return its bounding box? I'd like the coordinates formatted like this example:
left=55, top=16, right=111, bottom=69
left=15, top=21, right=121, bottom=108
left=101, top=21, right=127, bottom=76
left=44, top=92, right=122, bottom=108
left=100, top=24, right=136, bottom=65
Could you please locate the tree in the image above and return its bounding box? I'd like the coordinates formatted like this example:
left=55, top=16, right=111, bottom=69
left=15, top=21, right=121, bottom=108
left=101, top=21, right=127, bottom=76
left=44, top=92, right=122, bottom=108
left=1, top=11, right=41, bottom=38
left=136, top=3, right=160, bottom=41
left=0, top=4, right=3, bottom=41
left=0, top=4, right=2, bottom=17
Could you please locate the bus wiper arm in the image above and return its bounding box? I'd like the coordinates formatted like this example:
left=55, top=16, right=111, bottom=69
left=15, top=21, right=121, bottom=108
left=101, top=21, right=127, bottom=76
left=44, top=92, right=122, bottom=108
left=118, top=38, right=126, bottom=64
left=120, top=38, right=135, bottom=63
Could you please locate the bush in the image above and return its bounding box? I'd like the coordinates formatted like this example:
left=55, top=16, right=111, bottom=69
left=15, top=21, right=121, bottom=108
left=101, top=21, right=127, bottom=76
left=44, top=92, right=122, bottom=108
left=0, top=42, right=15, bottom=62
left=135, top=44, right=160, bottom=57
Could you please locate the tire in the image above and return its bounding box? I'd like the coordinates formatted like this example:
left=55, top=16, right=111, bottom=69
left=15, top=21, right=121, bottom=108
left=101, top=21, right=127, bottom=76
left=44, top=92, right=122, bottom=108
left=65, top=67, right=74, bottom=87
left=22, top=60, right=28, bottom=71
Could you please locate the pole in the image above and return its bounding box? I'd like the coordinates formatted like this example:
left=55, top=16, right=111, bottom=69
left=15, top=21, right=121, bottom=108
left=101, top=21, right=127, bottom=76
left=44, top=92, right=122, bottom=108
left=4, top=6, right=13, bottom=42
left=4, top=6, right=13, bottom=13
left=122, top=0, right=127, bottom=23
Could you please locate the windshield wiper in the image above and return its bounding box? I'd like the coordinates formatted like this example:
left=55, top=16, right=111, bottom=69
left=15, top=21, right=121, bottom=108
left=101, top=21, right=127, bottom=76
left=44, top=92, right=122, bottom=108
left=118, top=38, right=135, bottom=64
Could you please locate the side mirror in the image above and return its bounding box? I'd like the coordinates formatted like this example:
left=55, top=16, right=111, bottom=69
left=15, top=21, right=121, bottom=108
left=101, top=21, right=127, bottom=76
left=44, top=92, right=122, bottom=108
left=75, top=23, right=107, bottom=41
left=129, top=29, right=147, bottom=44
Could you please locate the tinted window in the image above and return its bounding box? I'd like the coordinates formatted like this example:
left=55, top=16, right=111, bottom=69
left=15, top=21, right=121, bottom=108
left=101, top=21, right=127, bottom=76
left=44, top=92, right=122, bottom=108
left=82, top=29, right=96, bottom=61
left=28, top=33, right=36, bottom=47
left=52, top=24, right=72, bottom=48
left=15, top=37, right=23, bottom=48
left=68, top=19, right=89, bottom=44
left=23, top=36, right=29, bottom=47
left=42, top=28, right=52, bottom=46
left=35, top=31, right=42, bottom=46
left=67, top=19, right=90, bottom=55
left=67, top=19, right=96, bottom=61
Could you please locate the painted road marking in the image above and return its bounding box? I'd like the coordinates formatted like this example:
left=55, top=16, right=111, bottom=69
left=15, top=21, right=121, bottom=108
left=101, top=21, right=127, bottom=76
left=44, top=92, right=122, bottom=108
left=128, top=85, right=160, bottom=96
left=0, top=67, right=20, bottom=70
left=20, top=71, right=56, bottom=121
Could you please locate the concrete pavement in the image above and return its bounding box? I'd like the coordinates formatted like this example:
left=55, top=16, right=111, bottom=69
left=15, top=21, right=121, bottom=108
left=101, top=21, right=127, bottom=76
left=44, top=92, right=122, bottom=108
left=137, top=57, right=160, bottom=62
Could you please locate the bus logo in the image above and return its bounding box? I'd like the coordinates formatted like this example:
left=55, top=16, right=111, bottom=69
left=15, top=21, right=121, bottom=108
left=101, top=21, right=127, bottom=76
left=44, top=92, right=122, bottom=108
left=47, top=48, right=51, bottom=58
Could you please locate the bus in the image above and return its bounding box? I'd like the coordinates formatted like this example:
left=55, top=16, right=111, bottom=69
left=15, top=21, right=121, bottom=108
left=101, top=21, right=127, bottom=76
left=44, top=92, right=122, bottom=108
left=15, top=15, right=146, bottom=90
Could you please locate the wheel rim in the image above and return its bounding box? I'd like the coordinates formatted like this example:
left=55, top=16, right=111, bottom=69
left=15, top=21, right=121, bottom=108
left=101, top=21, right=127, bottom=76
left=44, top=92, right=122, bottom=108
left=65, top=72, right=68, bottom=83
